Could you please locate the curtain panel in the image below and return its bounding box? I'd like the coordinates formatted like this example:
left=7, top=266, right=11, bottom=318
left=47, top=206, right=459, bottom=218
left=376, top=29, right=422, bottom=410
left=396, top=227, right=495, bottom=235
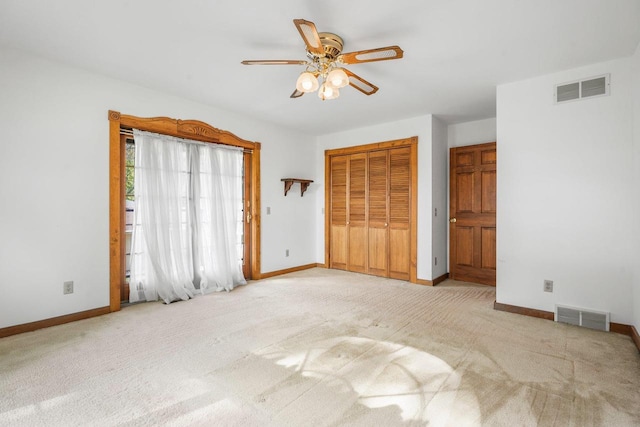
left=129, top=130, right=246, bottom=304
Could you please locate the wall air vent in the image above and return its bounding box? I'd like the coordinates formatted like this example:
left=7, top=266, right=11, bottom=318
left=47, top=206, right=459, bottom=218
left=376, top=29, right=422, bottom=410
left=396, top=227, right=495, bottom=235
left=554, top=74, right=610, bottom=104
left=554, top=304, right=610, bottom=332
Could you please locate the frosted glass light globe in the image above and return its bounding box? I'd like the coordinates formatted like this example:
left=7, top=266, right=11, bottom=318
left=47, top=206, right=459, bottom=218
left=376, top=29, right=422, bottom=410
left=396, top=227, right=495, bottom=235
left=318, top=83, right=339, bottom=100
left=296, top=72, right=319, bottom=93
left=326, top=68, right=349, bottom=89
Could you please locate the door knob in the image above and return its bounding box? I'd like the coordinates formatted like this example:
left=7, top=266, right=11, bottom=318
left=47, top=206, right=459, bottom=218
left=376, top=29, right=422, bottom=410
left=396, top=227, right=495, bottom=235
left=449, top=218, right=457, bottom=223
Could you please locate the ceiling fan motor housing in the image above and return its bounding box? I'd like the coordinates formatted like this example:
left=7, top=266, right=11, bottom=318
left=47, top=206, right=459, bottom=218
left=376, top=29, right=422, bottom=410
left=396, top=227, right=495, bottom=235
left=314, top=33, right=344, bottom=60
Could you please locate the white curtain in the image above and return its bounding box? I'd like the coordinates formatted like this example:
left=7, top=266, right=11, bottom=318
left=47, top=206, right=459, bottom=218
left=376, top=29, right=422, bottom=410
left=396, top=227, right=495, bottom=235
left=129, top=130, right=246, bottom=304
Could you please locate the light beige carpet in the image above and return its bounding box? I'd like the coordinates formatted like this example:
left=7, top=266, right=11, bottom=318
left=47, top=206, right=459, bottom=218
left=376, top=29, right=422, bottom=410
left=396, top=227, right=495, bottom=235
left=1, top=268, right=639, bottom=426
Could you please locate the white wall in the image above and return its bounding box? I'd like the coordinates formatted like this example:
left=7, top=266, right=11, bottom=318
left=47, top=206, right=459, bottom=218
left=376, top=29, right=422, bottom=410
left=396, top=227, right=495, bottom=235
left=431, top=117, right=449, bottom=279
left=0, top=47, right=316, bottom=328
left=632, top=42, right=640, bottom=331
left=260, top=133, right=317, bottom=272
left=314, top=115, right=437, bottom=281
left=497, top=57, right=635, bottom=324
left=448, top=118, right=497, bottom=148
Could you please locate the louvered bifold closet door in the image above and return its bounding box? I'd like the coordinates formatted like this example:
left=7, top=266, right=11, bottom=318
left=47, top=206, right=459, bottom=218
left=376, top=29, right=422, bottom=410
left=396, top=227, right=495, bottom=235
left=347, top=153, right=367, bottom=273
left=388, top=147, right=411, bottom=280
left=367, top=150, right=389, bottom=277
left=326, top=137, right=416, bottom=282
left=330, top=155, right=348, bottom=270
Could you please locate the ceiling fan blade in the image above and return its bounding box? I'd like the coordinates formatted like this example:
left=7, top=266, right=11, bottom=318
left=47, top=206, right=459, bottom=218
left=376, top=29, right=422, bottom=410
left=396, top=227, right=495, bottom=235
left=339, top=46, right=404, bottom=64
left=290, top=89, right=305, bottom=99
left=344, top=69, right=379, bottom=95
left=241, top=60, right=307, bottom=65
left=293, top=19, right=325, bottom=56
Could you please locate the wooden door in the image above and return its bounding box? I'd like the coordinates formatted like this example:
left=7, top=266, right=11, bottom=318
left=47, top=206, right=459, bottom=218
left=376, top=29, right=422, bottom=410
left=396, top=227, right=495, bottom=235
left=347, top=153, right=367, bottom=273
left=388, top=147, right=411, bottom=280
left=368, top=150, right=389, bottom=277
left=449, top=142, right=496, bottom=286
left=330, top=155, right=348, bottom=270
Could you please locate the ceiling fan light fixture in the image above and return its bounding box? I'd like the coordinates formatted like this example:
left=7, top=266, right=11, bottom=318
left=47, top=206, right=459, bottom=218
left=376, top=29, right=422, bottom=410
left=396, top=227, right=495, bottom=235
left=296, top=71, right=319, bottom=92
left=318, top=83, right=339, bottom=100
left=241, top=18, right=403, bottom=100
left=326, top=68, right=349, bottom=89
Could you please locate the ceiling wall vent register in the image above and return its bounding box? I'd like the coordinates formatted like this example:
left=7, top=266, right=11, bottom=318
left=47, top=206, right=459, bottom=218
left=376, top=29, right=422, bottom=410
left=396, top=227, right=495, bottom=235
left=554, top=74, right=609, bottom=104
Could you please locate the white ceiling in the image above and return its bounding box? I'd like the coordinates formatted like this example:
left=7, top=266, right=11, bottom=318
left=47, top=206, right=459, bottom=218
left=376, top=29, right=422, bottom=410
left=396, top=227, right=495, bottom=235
left=1, top=0, right=639, bottom=135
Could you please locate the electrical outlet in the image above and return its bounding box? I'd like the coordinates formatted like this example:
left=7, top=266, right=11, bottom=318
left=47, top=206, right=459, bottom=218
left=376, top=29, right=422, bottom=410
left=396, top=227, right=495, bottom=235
left=435, top=257, right=438, bottom=266
left=266, top=206, right=271, bottom=215
left=63, top=281, right=74, bottom=294
left=435, top=208, right=438, bottom=217
left=543, top=280, right=553, bottom=293
left=286, top=249, right=289, bottom=257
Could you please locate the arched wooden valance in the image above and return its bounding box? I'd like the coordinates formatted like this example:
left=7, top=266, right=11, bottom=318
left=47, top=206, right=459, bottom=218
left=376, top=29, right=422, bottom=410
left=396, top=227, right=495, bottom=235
left=108, top=110, right=259, bottom=149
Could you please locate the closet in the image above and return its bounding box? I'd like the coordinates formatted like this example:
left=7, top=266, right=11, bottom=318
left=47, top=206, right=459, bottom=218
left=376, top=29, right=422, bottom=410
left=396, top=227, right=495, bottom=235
left=325, top=137, right=417, bottom=282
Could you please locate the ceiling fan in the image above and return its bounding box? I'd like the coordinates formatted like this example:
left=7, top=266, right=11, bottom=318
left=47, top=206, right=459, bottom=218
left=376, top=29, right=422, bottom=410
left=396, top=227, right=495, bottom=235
left=241, top=19, right=404, bottom=100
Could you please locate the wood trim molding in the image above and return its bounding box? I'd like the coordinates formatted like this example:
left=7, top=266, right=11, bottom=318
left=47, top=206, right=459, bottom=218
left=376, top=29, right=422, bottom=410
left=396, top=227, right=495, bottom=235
left=493, top=301, right=554, bottom=320
left=324, top=150, right=331, bottom=269
left=416, top=273, right=449, bottom=286
left=609, top=323, right=632, bottom=336
left=109, top=114, right=123, bottom=312
left=0, top=307, right=110, bottom=339
left=257, top=263, right=320, bottom=280
left=112, top=111, right=257, bottom=149
left=108, top=111, right=261, bottom=312
left=324, top=137, right=418, bottom=157
left=408, top=138, right=418, bottom=283
left=433, top=273, right=449, bottom=285
left=631, top=326, right=640, bottom=353
left=250, top=143, right=262, bottom=280
left=494, top=301, right=640, bottom=352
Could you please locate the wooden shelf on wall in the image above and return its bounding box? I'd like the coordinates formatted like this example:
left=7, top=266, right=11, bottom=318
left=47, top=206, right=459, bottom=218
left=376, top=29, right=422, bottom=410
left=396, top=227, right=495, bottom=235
left=281, top=178, right=313, bottom=197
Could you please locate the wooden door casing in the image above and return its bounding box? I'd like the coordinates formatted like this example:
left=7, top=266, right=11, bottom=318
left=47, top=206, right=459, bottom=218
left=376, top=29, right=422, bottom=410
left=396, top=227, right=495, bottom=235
left=449, top=142, right=497, bottom=286
left=242, top=153, right=252, bottom=279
